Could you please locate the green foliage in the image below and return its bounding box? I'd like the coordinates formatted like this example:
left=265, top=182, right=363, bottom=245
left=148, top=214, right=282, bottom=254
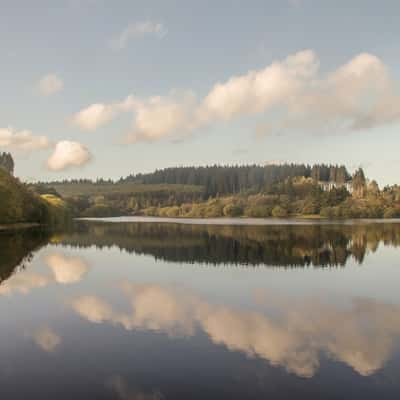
left=271, top=205, right=288, bottom=218
left=27, top=164, right=400, bottom=220
left=82, top=205, right=121, bottom=218
left=223, top=203, right=243, bottom=217
left=0, top=169, right=70, bottom=226
left=384, top=207, right=400, bottom=219
left=122, top=163, right=351, bottom=197
left=244, top=205, right=272, bottom=218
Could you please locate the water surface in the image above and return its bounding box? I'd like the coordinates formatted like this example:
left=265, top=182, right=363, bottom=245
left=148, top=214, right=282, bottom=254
left=1, top=219, right=400, bottom=399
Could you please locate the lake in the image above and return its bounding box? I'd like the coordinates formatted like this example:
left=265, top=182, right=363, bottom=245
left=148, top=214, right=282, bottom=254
left=1, top=218, right=400, bottom=399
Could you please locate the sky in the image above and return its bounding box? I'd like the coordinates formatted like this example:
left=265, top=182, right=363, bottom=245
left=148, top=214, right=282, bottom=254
left=0, top=0, right=399, bottom=185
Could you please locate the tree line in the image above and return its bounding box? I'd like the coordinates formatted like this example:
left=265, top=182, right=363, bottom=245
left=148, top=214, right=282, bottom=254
left=121, top=164, right=352, bottom=196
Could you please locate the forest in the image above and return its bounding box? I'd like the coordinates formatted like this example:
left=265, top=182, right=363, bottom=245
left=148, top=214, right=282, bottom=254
left=37, top=163, right=400, bottom=219
left=0, top=152, right=70, bottom=226
left=2, top=152, right=400, bottom=222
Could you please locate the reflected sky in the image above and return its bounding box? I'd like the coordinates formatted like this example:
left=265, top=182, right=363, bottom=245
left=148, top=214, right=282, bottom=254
left=0, top=221, right=400, bottom=399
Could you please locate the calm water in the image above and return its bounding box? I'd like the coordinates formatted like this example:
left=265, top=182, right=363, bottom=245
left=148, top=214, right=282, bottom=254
left=1, top=219, right=400, bottom=399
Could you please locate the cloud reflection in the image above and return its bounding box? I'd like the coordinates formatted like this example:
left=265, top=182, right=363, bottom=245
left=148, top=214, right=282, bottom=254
left=0, top=272, right=50, bottom=296
left=107, top=375, right=164, bottom=400
left=0, top=252, right=89, bottom=296
left=45, top=253, right=89, bottom=284
left=32, top=326, right=61, bottom=352
left=71, top=284, right=400, bottom=378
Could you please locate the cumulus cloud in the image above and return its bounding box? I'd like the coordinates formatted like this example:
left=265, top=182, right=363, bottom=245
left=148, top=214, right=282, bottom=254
left=45, top=253, right=89, bottom=284
left=70, top=283, right=400, bottom=378
left=0, top=127, right=91, bottom=173
left=72, top=96, right=135, bottom=131
left=47, top=140, right=92, bottom=171
left=0, top=127, right=51, bottom=152
left=73, top=50, right=400, bottom=142
left=32, top=326, right=61, bottom=352
left=125, top=92, right=197, bottom=143
left=111, top=21, right=167, bottom=50
left=38, top=74, right=64, bottom=96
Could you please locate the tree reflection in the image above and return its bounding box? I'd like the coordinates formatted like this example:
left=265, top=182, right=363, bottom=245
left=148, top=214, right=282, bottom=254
left=0, top=228, right=50, bottom=284
left=54, top=221, right=400, bottom=267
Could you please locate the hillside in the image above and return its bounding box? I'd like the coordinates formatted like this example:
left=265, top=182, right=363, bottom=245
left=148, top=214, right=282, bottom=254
left=37, top=181, right=204, bottom=217
left=48, top=182, right=203, bottom=197
left=33, top=163, right=400, bottom=219
left=0, top=168, right=70, bottom=225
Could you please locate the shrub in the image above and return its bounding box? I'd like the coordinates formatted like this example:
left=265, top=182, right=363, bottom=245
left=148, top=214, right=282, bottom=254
left=143, top=207, right=157, bottom=216
left=384, top=207, right=400, bottom=219
left=272, top=205, right=288, bottom=218
left=244, top=205, right=272, bottom=218
left=320, top=207, right=334, bottom=218
left=166, top=206, right=180, bottom=217
left=223, top=203, right=243, bottom=217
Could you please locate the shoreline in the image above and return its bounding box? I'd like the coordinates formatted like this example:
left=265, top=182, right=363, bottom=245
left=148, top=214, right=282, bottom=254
left=0, top=223, right=41, bottom=232
left=78, top=216, right=400, bottom=226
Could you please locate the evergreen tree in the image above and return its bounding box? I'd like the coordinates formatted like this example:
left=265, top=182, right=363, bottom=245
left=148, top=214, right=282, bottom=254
left=0, top=152, right=14, bottom=174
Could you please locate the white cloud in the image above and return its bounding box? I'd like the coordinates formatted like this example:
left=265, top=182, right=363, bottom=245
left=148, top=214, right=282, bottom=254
left=125, top=92, right=197, bottom=143
left=38, top=74, right=64, bottom=96
left=73, top=50, right=400, bottom=143
left=45, top=253, right=89, bottom=284
left=47, top=140, right=92, bottom=171
left=111, top=21, right=167, bottom=50
left=0, top=127, right=51, bottom=152
left=32, top=326, right=61, bottom=352
left=72, top=96, right=135, bottom=131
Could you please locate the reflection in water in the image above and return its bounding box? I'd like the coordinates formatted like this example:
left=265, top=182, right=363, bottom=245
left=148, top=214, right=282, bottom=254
left=1, top=221, right=400, bottom=399
left=45, top=253, right=89, bottom=284
left=0, top=271, right=50, bottom=296
left=54, top=221, right=400, bottom=267
left=0, top=228, right=50, bottom=284
left=71, top=282, right=400, bottom=378
left=107, top=376, right=164, bottom=400
left=31, top=326, right=61, bottom=353
left=0, top=250, right=89, bottom=295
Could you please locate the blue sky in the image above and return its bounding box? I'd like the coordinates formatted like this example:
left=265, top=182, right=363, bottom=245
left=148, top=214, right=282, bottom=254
left=0, top=0, right=399, bottom=184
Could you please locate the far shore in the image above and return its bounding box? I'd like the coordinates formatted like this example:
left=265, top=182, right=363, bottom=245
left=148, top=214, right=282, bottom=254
left=0, top=223, right=41, bottom=232
left=78, top=215, right=400, bottom=226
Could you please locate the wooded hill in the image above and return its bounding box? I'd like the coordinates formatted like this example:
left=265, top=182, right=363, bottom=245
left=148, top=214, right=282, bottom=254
left=121, top=164, right=352, bottom=197
left=0, top=167, right=70, bottom=225
left=35, top=163, right=400, bottom=219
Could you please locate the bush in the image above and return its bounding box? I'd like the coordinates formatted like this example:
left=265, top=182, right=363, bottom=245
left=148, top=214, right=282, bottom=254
left=302, top=200, right=319, bottom=215
left=244, top=205, right=272, bottom=218
left=143, top=207, right=157, bottom=216
left=166, top=206, right=180, bottom=217
left=320, top=207, right=334, bottom=218
left=223, top=203, right=243, bottom=217
left=204, top=204, right=224, bottom=217
left=384, top=207, right=400, bottom=219
left=272, top=205, right=288, bottom=218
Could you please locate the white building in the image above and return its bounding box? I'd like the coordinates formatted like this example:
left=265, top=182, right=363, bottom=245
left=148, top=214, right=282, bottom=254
left=318, top=181, right=353, bottom=193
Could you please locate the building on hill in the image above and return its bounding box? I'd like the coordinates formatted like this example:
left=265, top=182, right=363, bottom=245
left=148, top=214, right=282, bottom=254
left=318, top=180, right=353, bottom=194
